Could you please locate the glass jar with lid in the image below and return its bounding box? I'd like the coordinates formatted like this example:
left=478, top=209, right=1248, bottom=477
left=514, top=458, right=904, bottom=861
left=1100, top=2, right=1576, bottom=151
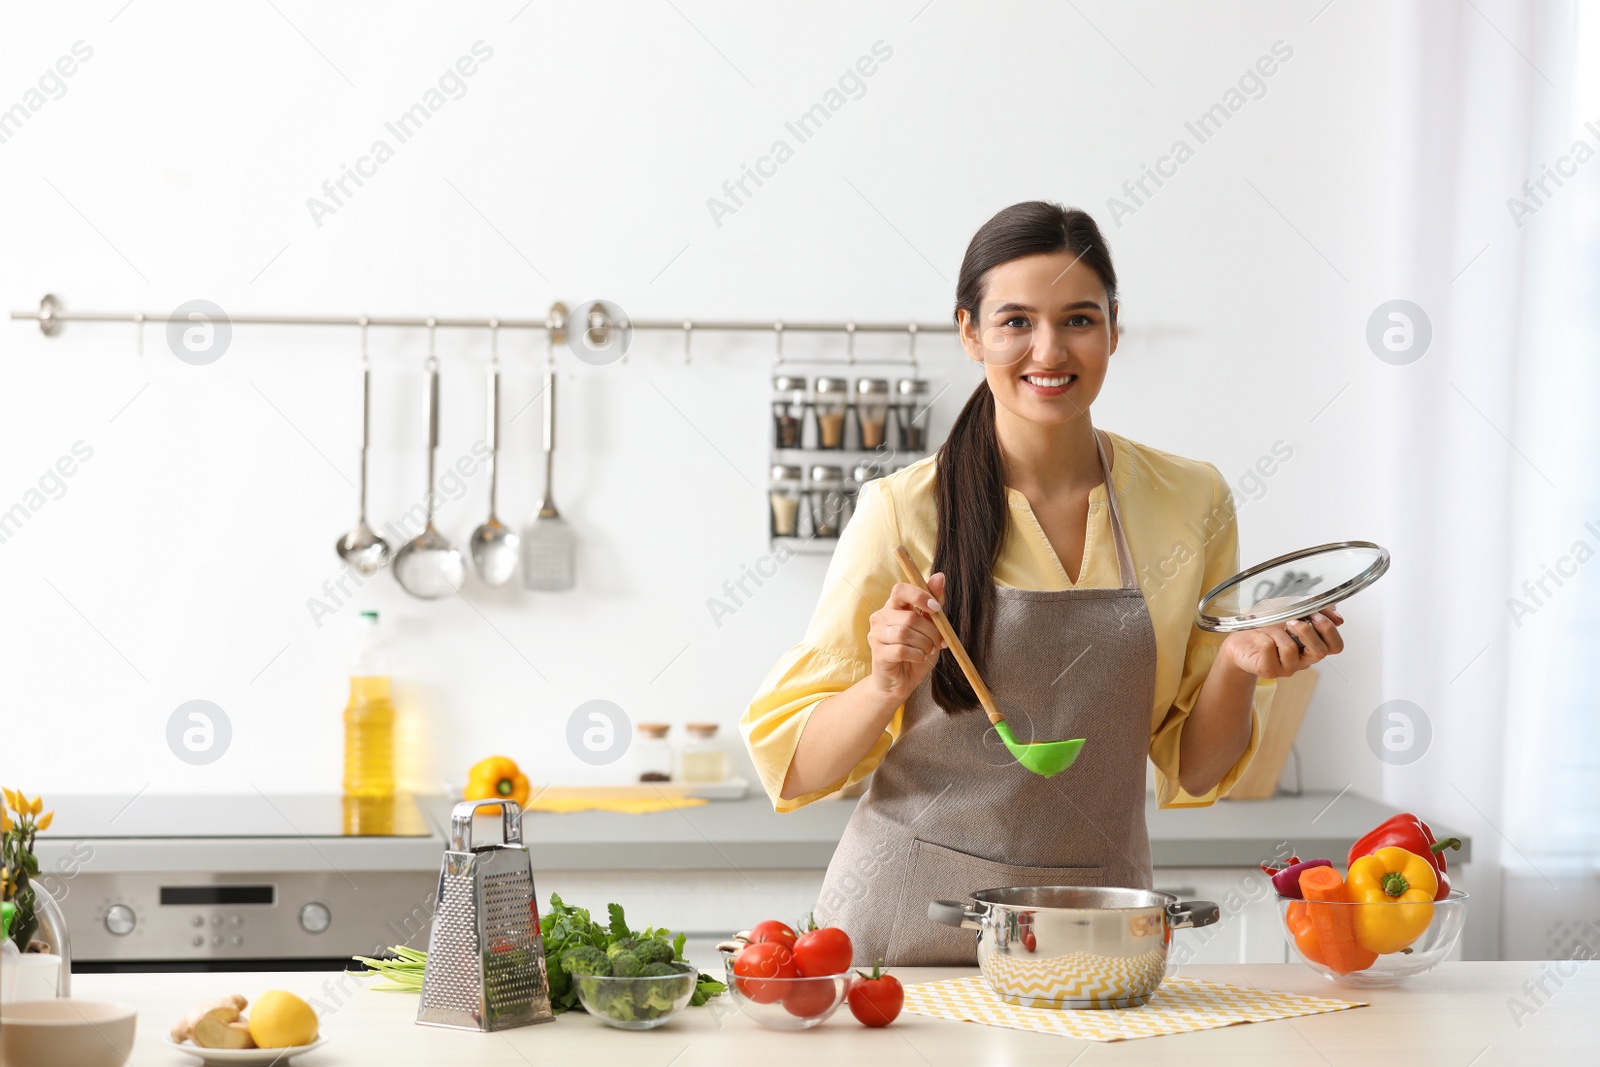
left=678, top=722, right=729, bottom=783
left=634, top=722, right=673, bottom=783
left=771, top=374, right=808, bottom=449
left=854, top=378, right=892, bottom=450
left=770, top=464, right=803, bottom=537
left=895, top=378, right=931, bottom=450
left=812, top=377, right=850, bottom=450
left=848, top=461, right=886, bottom=529
left=808, top=464, right=847, bottom=538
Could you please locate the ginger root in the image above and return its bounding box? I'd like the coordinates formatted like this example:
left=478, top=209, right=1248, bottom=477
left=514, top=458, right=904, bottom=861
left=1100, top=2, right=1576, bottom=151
left=194, top=1016, right=256, bottom=1049
left=170, top=995, right=248, bottom=1043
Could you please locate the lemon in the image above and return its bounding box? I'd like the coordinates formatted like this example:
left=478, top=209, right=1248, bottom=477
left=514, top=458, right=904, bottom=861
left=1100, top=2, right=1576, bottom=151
left=246, top=990, right=319, bottom=1048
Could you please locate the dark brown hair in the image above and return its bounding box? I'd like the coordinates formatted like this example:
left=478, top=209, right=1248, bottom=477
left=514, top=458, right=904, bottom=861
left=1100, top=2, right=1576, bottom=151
left=932, top=201, right=1119, bottom=712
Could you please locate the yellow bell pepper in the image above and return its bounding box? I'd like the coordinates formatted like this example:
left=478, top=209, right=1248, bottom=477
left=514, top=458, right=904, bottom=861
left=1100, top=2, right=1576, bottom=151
left=1346, top=846, right=1437, bottom=955
left=464, top=756, right=530, bottom=812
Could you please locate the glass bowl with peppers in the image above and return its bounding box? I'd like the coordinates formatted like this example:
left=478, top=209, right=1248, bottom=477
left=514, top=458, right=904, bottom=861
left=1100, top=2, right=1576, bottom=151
left=1267, top=813, right=1469, bottom=987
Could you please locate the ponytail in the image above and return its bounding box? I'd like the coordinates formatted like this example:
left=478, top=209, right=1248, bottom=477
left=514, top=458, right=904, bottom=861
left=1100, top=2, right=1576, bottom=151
left=931, top=381, right=1008, bottom=711
left=932, top=201, right=1118, bottom=712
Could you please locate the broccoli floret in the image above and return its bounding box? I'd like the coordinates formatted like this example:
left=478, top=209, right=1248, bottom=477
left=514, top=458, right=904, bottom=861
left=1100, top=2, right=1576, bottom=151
left=641, top=975, right=686, bottom=1016
left=561, top=945, right=611, bottom=977
left=639, top=961, right=678, bottom=977
left=600, top=981, right=643, bottom=1022
left=606, top=937, right=641, bottom=959
left=609, top=950, right=644, bottom=978
left=635, top=939, right=675, bottom=965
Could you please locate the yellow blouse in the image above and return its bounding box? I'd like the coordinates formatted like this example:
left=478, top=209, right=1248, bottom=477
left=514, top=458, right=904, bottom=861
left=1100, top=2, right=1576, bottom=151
left=741, top=430, right=1275, bottom=813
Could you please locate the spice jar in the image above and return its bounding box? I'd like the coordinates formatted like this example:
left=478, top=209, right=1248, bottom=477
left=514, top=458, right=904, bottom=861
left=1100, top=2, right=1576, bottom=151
left=770, top=464, right=803, bottom=537
left=772, top=374, right=807, bottom=449
left=634, top=722, right=673, bottom=783
left=854, top=378, right=892, bottom=450
left=808, top=464, right=847, bottom=538
left=812, top=377, right=850, bottom=450
left=678, top=722, right=729, bottom=783
left=895, top=378, right=931, bottom=450
left=848, top=461, right=885, bottom=528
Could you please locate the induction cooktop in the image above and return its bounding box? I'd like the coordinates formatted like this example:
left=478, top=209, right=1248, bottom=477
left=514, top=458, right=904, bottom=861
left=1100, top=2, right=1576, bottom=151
left=43, top=791, right=434, bottom=838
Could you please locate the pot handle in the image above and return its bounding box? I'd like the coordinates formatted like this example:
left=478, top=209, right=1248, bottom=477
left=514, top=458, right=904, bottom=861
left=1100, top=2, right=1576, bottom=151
left=928, top=899, right=983, bottom=930
left=1166, top=899, right=1221, bottom=929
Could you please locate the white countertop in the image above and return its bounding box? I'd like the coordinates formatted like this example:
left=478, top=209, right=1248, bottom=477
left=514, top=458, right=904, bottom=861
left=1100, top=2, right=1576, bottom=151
left=72, top=961, right=1596, bottom=1064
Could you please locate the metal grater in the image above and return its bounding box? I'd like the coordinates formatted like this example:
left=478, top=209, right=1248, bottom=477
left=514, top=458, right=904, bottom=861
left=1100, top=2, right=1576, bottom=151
left=416, top=800, right=554, bottom=1031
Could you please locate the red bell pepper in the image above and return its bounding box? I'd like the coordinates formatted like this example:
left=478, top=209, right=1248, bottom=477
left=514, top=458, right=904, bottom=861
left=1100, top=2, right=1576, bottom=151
left=1347, top=813, right=1461, bottom=902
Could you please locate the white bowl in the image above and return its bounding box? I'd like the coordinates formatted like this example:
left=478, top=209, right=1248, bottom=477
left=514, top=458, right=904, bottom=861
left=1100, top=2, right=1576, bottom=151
left=0, top=999, right=137, bottom=1067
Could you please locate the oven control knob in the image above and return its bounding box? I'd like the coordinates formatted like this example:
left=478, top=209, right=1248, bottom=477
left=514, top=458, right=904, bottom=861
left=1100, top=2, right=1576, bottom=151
left=299, top=902, right=331, bottom=934
left=104, top=904, right=136, bottom=936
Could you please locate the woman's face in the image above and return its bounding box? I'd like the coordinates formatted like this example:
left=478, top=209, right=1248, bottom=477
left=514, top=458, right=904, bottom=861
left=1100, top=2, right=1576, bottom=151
left=957, top=250, right=1118, bottom=428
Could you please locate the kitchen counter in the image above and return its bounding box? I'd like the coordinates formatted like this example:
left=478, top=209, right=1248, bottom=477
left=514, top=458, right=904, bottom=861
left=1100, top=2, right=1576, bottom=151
left=424, top=790, right=1471, bottom=871
left=74, top=961, right=1593, bottom=1064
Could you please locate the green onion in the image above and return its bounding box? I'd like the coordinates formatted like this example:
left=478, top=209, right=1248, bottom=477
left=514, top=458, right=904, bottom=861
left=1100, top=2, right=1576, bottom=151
left=348, top=945, right=428, bottom=991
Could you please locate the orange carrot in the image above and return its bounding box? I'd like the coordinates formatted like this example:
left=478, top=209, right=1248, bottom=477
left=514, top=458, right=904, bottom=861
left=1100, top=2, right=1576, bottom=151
left=1298, top=865, right=1378, bottom=975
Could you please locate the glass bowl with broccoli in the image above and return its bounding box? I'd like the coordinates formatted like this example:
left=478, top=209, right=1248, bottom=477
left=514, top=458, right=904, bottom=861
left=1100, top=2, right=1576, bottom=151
left=565, top=938, right=700, bottom=1030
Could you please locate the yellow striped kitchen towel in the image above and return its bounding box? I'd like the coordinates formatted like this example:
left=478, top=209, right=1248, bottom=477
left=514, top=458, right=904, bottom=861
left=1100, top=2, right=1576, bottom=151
left=902, top=974, right=1366, bottom=1041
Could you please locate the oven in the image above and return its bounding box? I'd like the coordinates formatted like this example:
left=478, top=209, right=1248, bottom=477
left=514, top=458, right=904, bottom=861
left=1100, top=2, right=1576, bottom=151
left=31, top=793, right=444, bottom=973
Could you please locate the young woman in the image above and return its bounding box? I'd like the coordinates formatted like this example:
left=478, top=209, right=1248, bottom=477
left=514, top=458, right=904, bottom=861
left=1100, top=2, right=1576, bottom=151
left=741, top=202, right=1343, bottom=965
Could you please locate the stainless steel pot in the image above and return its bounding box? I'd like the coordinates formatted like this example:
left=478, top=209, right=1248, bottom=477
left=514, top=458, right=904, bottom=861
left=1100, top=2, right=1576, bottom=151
left=929, top=886, right=1220, bottom=1009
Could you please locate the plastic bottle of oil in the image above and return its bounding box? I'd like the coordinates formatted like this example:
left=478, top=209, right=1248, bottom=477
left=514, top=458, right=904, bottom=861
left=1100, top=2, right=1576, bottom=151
left=342, top=610, right=395, bottom=798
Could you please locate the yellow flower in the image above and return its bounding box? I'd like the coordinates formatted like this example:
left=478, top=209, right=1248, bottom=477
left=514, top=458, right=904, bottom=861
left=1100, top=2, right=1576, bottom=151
left=36, top=811, right=52, bottom=832
left=1, top=788, right=16, bottom=811
left=1, top=807, right=10, bottom=833
left=28, top=796, right=42, bottom=817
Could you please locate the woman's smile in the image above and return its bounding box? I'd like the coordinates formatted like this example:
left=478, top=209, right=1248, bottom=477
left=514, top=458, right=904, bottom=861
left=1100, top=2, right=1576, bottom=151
left=1019, top=371, right=1079, bottom=396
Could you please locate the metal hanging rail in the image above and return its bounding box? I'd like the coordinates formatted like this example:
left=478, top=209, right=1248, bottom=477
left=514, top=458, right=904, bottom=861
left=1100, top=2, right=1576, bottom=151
left=9, top=294, right=957, bottom=340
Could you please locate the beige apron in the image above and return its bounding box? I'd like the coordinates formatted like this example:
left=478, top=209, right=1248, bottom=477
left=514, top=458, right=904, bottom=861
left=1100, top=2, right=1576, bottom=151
left=815, top=435, right=1159, bottom=966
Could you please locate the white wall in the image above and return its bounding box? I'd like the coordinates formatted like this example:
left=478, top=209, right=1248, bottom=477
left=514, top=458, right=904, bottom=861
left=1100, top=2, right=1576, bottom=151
left=0, top=1, right=1398, bottom=801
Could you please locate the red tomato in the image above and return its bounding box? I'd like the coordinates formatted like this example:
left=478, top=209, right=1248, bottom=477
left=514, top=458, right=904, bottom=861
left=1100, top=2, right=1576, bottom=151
left=793, top=925, right=854, bottom=977
left=847, top=961, right=903, bottom=1027
left=732, top=942, right=798, bottom=1003
left=782, top=976, right=838, bottom=1018
left=748, top=919, right=798, bottom=950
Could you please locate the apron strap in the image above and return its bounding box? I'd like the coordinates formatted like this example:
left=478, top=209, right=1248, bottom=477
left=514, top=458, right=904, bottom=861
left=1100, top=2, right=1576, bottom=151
left=1095, top=431, right=1138, bottom=589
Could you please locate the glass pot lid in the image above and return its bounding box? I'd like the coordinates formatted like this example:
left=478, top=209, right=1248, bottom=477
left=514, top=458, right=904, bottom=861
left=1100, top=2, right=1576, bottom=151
left=1195, top=541, right=1390, bottom=632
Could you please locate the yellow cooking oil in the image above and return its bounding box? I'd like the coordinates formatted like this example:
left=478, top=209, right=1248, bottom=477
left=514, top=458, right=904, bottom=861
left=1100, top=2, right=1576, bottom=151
left=343, top=611, right=395, bottom=798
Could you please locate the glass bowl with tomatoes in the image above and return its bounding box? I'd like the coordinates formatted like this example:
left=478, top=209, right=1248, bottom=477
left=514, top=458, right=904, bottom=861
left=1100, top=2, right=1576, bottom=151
left=1278, top=891, right=1469, bottom=987
left=722, top=919, right=857, bottom=1030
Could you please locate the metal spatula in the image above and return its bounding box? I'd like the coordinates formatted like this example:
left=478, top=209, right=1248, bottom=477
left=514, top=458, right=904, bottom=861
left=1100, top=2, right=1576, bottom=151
left=521, top=364, right=575, bottom=590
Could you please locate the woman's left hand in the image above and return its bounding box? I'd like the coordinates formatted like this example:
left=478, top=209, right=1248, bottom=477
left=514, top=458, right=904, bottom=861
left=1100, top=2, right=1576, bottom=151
left=1220, top=607, right=1344, bottom=679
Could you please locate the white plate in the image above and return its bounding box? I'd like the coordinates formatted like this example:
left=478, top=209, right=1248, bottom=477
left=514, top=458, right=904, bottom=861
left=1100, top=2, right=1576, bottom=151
left=163, top=1037, right=327, bottom=1064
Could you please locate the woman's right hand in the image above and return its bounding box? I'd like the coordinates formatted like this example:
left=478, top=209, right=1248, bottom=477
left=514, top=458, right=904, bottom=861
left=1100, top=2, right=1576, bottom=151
left=867, top=572, right=948, bottom=703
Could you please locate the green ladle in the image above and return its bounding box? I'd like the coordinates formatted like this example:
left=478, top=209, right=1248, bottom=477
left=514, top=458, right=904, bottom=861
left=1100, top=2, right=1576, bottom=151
left=894, top=546, right=1085, bottom=778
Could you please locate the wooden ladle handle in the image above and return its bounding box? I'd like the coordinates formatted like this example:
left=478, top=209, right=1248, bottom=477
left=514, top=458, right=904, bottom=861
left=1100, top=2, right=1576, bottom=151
left=893, top=545, right=1007, bottom=728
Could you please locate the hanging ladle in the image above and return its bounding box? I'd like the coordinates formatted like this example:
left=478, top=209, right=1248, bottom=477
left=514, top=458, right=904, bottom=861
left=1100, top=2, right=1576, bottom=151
left=469, top=320, right=519, bottom=586
left=335, top=318, right=391, bottom=575
left=893, top=545, right=1085, bottom=777
left=393, top=321, right=466, bottom=599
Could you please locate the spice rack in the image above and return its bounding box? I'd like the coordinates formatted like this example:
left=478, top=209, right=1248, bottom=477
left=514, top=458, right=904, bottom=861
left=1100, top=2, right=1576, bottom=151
left=768, top=364, right=940, bottom=555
